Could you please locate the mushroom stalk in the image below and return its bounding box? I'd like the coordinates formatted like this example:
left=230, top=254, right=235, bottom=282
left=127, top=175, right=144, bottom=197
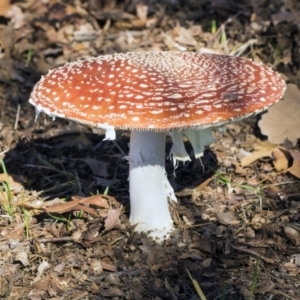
left=128, top=130, right=174, bottom=239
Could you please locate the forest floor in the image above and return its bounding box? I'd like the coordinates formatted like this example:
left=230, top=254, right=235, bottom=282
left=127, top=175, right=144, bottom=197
left=0, top=0, right=300, bottom=299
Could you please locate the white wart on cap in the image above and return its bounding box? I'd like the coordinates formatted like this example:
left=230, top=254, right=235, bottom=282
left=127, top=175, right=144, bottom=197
left=29, top=52, right=286, bottom=241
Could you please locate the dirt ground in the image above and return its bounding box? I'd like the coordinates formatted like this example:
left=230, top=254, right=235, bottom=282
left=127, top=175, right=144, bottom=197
left=0, top=0, right=300, bottom=299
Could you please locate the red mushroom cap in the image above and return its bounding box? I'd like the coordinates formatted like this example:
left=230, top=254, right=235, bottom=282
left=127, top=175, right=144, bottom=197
left=29, top=52, right=286, bottom=131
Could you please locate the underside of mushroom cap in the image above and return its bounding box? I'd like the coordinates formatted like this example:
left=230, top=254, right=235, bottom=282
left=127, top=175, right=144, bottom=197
left=29, top=52, right=286, bottom=132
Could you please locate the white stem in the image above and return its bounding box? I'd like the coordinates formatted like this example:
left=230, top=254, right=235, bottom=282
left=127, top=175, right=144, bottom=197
left=128, top=130, right=174, bottom=240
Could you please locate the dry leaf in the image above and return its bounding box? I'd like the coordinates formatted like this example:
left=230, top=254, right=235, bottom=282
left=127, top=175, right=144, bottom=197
left=43, top=198, right=98, bottom=216
left=216, top=211, right=239, bottom=225
left=101, top=258, right=116, bottom=271
left=104, top=206, right=122, bottom=231
left=0, top=275, right=9, bottom=298
left=272, top=147, right=300, bottom=178
left=174, top=26, right=197, bottom=46
left=136, top=3, right=148, bottom=23
left=42, top=194, right=112, bottom=216
left=32, top=260, right=49, bottom=285
left=251, top=214, right=267, bottom=230
left=0, top=0, right=11, bottom=17
left=15, top=251, right=30, bottom=266
left=2, top=222, right=25, bottom=240
left=287, top=150, right=300, bottom=178
left=240, top=147, right=273, bottom=167
left=0, top=1, right=26, bottom=29
left=0, top=173, right=25, bottom=192
left=278, top=262, right=300, bottom=276
left=54, top=263, right=65, bottom=273
left=272, top=147, right=289, bottom=171
left=239, top=142, right=275, bottom=168
left=284, top=225, right=300, bottom=246
left=32, top=238, right=44, bottom=254
left=125, top=3, right=148, bottom=28
left=76, top=194, right=109, bottom=208
left=73, top=23, right=99, bottom=42
left=291, top=254, right=300, bottom=267
left=89, top=260, right=103, bottom=274
left=240, top=145, right=300, bottom=178
left=259, top=83, right=299, bottom=145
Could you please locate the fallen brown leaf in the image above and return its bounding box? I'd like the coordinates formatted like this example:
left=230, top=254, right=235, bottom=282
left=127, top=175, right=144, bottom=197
left=15, top=250, right=30, bottom=266
left=278, top=262, right=300, bottom=276
left=241, top=146, right=300, bottom=179
left=0, top=0, right=12, bottom=17
left=284, top=225, right=300, bottom=246
left=31, top=260, right=49, bottom=285
left=44, top=200, right=99, bottom=217
left=272, top=147, right=289, bottom=171
left=101, top=259, right=116, bottom=271
left=240, top=147, right=273, bottom=167
left=216, top=211, right=240, bottom=225
left=259, top=83, right=299, bottom=145
left=74, top=194, right=109, bottom=208
left=0, top=173, right=25, bottom=192
left=272, top=147, right=300, bottom=179
left=1, top=222, right=25, bottom=240
left=136, top=3, right=148, bottom=24
left=286, top=150, right=300, bottom=178
left=174, top=25, right=198, bottom=46
left=104, top=206, right=122, bottom=232
left=291, top=254, right=300, bottom=267
left=42, top=193, right=113, bottom=216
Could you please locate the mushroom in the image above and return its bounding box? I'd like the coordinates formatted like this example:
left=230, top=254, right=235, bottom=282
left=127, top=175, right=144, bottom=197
left=29, top=52, right=286, bottom=240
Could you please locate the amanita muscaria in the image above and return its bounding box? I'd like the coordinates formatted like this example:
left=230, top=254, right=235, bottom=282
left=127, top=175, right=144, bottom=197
left=29, top=52, right=286, bottom=240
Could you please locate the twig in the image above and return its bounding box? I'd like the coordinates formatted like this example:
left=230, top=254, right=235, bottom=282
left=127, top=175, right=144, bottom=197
left=38, top=236, right=75, bottom=243
left=14, top=104, right=21, bottom=130
left=272, top=288, right=298, bottom=300
left=231, top=245, right=276, bottom=264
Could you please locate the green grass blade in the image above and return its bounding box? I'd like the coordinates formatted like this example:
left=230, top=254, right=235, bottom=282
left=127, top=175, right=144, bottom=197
left=186, top=268, right=207, bottom=300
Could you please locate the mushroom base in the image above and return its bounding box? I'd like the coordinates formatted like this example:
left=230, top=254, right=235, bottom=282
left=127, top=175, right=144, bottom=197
left=128, top=130, right=174, bottom=241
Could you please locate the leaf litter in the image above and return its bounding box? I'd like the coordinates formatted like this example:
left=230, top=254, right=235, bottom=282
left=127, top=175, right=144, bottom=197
left=259, top=84, right=300, bottom=146
left=0, top=0, right=300, bottom=299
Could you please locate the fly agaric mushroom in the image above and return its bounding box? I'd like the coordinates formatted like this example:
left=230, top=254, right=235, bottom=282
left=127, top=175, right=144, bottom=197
left=29, top=52, right=286, bottom=240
